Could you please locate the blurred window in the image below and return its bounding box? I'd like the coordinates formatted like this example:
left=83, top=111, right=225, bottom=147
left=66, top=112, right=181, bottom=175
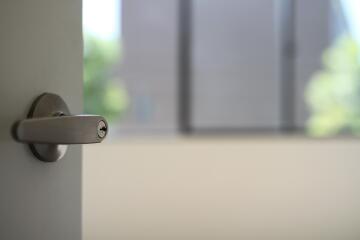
left=83, top=0, right=360, bottom=137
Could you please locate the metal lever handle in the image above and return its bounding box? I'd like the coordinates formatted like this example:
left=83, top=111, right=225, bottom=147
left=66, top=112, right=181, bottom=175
left=13, top=93, right=108, bottom=162
left=14, top=115, right=107, bottom=144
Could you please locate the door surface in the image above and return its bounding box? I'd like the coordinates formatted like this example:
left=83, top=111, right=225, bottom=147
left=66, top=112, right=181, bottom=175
left=0, top=0, right=82, bottom=239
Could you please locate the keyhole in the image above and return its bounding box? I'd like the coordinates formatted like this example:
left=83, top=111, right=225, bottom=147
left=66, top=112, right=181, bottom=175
left=97, top=121, right=108, bottom=138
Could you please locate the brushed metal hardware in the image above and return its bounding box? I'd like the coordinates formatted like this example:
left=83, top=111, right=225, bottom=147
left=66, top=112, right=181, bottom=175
left=13, top=93, right=108, bottom=162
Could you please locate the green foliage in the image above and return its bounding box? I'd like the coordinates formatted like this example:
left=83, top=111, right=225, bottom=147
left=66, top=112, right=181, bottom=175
left=305, top=35, right=360, bottom=136
left=84, top=35, right=128, bottom=122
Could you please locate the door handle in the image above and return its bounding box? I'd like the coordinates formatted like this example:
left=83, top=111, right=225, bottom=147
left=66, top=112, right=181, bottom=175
left=14, top=115, right=107, bottom=144
left=13, top=93, right=108, bottom=162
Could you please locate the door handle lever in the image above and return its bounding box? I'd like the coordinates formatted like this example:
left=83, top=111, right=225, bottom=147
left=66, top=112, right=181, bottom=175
left=13, top=93, right=108, bottom=162
left=14, top=115, right=107, bottom=144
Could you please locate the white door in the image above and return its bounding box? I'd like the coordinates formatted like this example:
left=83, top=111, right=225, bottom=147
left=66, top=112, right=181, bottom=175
left=0, top=0, right=82, bottom=239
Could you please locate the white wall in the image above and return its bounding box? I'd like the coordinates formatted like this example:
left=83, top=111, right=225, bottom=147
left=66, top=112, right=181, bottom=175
left=83, top=138, right=360, bottom=240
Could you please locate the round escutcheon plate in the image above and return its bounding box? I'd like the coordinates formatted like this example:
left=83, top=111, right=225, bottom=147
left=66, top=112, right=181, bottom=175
left=27, top=93, right=70, bottom=162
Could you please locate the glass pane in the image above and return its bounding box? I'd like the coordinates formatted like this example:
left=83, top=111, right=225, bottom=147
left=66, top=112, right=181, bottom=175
left=301, top=0, right=360, bottom=137
left=191, top=0, right=281, bottom=130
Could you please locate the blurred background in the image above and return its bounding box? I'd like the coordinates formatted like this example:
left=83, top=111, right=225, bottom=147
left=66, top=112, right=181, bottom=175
left=82, top=1, right=360, bottom=239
